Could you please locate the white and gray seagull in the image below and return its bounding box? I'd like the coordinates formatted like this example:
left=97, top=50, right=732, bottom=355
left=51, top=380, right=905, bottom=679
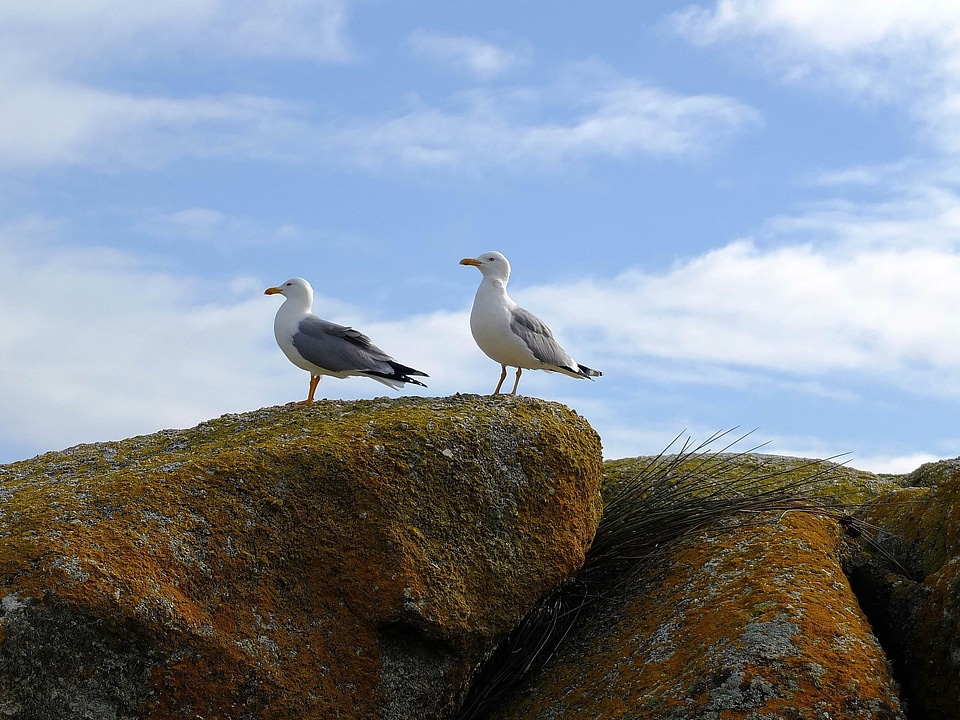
left=265, top=277, right=428, bottom=404
left=459, top=251, right=601, bottom=395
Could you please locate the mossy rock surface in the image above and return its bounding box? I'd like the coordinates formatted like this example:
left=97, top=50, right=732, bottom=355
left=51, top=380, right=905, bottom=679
left=491, top=512, right=904, bottom=720
left=899, top=457, right=960, bottom=488
left=847, top=460, right=960, bottom=720
left=0, top=395, right=604, bottom=720
left=605, top=452, right=903, bottom=506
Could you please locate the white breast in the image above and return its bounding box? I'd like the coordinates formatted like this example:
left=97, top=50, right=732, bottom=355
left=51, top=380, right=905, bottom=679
left=469, top=283, right=537, bottom=367
left=274, top=306, right=317, bottom=373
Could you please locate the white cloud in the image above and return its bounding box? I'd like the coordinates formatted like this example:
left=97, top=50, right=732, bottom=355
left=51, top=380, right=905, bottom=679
left=670, top=1, right=960, bottom=151
left=332, top=66, right=761, bottom=170
left=671, top=0, right=960, bottom=54
left=361, top=310, right=487, bottom=393
left=765, top=178, right=960, bottom=252
left=845, top=451, right=941, bottom=475
left=0, top=221, right=281, bottom=459
left=517, top=237, right=960, bottom=395
left=138, top=208, right=303, bottom=247
left=0, top=3, right=760, bottom=175
left=407, top=31, right=530, bottom=79
left=0, top=0, right=351, bottom=170
left=0, top=74, right=312, bottom=170
left=809, top=166, right=892, bottom=187
left=0, top=0, right=353, bottom=71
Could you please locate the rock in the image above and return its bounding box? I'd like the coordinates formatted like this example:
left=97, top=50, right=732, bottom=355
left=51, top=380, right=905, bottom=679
left=900, top=457, right=960, bottom=488
left=8, top=411, right=959, bottom=719
left=605, top=452, right=904, bottom=505
left=488, top=511, right=904, bottom=720
left=846, top=459, right=960, bottom=720
left=0, top=395, right=604, bottom=720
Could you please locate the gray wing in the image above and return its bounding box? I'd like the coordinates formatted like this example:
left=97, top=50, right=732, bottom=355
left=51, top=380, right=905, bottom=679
left=509, top=306, right=578, bottom=371
left=293, top=316, right=394, bottom=373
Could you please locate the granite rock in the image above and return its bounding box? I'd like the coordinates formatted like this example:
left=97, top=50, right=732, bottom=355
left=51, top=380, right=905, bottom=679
left=0, top=395, right=604, bottom=720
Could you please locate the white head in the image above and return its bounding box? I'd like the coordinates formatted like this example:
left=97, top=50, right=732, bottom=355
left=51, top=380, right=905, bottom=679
left=264, top=277, right=314, bottom=309
left=459, top=251, right=511, bottom=283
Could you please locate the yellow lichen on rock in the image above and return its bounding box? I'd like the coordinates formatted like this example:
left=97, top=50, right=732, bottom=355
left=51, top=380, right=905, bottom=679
left=493, top=512, right=903, bottom=720
left=849, top=463, right=960, bottom=720
left=0, top=395, right=604, bottom=720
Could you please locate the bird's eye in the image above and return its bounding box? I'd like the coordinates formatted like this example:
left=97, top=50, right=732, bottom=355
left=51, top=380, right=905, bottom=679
left=286, top=282, right=292, bottom=286
left=488, top=257, right=496, bottom=262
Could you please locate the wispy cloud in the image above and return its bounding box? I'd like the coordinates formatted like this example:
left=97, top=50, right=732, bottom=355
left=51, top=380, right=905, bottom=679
left=138, top=208, right=304, bottom=247
left=407, top=31, right=530, bottom=79
left=0, top=1, right=351, bottom=170
left=671, top=0, right=960, bottom=53
left=764, top=178, right=960, bottom=252
left=0, top=2, right=759, bottom=175
left=0, top=0, right=354, bottom=70
left=846, top=451, right=941, bottom=475
left=669, top=1, right=960, bottom=151
left=0, top=78, right=311, bottom=170
left=0, top=70, right=759, bottom=173
left=331, top=64, right=761, bottom=170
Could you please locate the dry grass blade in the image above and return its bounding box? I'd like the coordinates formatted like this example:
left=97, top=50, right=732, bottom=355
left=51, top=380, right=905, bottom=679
left=454, top=429, right=850, bottom=720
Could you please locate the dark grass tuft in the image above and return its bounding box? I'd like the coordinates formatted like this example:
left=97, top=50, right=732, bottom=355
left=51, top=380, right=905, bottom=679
left=454, top=429, right=873, bottom=720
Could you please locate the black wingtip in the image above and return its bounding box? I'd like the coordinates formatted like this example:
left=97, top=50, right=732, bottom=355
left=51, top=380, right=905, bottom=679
left=369, top=361, right=430, bottom=387
left=578, top=364, right=602, bottom=379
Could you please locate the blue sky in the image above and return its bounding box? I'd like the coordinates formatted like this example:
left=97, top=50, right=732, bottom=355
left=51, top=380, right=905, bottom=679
left=2, top=1, right=960, bottom=472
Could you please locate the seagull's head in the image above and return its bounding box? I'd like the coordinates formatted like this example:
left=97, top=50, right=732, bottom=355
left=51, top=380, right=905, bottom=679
left=264, top=277, right=314, bottom=307
left=459, top=251, right=511, bottom=282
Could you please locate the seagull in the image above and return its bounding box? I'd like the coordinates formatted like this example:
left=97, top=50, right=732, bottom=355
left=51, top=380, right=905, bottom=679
left=265, top=277, right=428, bottom=404
left=459, top=251, right=601, bottom=395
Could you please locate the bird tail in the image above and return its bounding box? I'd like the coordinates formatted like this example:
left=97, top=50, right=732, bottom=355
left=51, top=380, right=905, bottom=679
left=365, top=362, right=429, bottom=389
left=576, top=363, right=602, bottom=380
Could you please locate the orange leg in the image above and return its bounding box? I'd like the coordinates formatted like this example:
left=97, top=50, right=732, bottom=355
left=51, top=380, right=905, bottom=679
left=509, top=367, right=522, bottom=395
left=494, top=365, right=508, bottom=394
left=297, top=375, right=321, bottom=405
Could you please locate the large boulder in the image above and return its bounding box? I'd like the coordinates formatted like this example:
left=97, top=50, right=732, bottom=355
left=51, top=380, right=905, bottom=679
left=10, top=406, right=960, bottom=720
left=0, top=395, right=604, bottom=720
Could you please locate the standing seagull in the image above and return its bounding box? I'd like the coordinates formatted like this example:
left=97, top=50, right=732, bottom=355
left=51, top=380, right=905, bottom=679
left=265, top=277, right=428, bottom=404
left=459, top=251, right=601, bottom=395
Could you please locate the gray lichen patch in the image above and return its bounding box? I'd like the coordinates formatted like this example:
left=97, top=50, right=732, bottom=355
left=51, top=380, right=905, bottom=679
left=492, top=513, right=904, bottom=720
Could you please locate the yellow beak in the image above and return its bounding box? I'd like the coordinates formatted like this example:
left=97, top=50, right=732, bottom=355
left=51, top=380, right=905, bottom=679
left=264, top=287, right=283, bottom=295
left=459, top=258, right=481, bottom=267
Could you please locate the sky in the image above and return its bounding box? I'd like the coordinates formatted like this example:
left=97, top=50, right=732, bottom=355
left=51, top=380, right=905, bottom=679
left=2, top=1, right=960, bottom=473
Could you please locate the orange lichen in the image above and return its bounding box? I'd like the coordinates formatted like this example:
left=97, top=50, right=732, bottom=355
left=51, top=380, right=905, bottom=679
left=0, top=395, right=604, bottom=719
left=494, top=512, right=902, bottom=719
